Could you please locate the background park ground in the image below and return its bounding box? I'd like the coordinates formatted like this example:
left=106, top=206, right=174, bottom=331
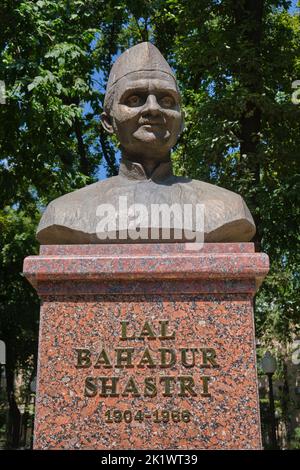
left=0, top=0, right=299, bottom=449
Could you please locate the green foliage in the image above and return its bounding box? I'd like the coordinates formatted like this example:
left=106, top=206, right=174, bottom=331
left=290, top=426, right=300, bottom=449
left=0, top=0, right=299, bottom=448
left=0, top=0, right=124, bottom=207
left=0, top=207, right=40, bottom=368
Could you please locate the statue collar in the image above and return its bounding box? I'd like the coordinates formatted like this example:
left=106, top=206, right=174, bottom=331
left=118, top=158, right=174, bottom=182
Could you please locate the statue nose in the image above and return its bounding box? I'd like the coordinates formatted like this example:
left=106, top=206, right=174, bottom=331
left=142, top=94, right=161, bottom=116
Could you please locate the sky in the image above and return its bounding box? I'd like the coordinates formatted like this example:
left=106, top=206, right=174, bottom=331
left=290, top=0, right=300, bottom=12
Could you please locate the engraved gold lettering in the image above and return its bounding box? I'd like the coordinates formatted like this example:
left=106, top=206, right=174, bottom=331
left=98, top=377, right=120, bottom=397
left=137, top=347, right=156, bottom=368
left=138, top=321, right=156, bottom=339
left=75, top=348, right=91, bottom=368
left=144, top=377, right=157, bottom=397
left=120, top=321, right=136, bottom=340
left=159, top=348, right=176, bottom=368
left=159, top=320, right=175, bottom=340
left=94, top=349, right=112, bottom=368
left=122, top=377, right=141, bottom=397
left=115, top=348, right=134, bottom=368
left=83, top=374, right=213, bottom=398
left=201, top=376, right=211, bottom=397
left=200, top=348, right=218, bottom=367
left=178, top=376, right=197, bottom=397
left=78, top=320, right=219, bottom=401
left=84, top=376, right=97, bottom=397
left=180, top=348, right=198, bottom=368
left=159, top=376, right=176, bottom=397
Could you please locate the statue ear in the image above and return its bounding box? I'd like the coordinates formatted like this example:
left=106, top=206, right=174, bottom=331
left=101, top=112, right=114, bottom=134
left=173, top=113, right=184, bottom=144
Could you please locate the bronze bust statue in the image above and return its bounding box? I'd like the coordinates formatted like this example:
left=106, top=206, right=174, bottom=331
left=37, top=42, right=255, bottom=244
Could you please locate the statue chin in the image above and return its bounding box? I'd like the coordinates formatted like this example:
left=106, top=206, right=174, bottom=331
left=132, top=128, right=171, bottom=144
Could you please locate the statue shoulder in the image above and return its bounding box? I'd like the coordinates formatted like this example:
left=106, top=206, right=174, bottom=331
left=36, top=178, right=118, bottom=244
left=186, top=179, right=256, bottom=242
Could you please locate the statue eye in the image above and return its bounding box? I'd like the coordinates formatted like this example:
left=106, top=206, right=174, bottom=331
left=160, top=96, right=175, bottom=108
left=126, top=95, right=143, bottom=107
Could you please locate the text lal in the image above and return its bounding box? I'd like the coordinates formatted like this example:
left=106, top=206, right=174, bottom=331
left=75, top=320, right=219, bottom=398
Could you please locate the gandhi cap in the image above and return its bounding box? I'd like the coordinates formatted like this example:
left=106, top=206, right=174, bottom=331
left=104, top=42, right=177, bottom=112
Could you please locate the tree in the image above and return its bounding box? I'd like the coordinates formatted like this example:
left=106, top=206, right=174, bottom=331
left=0, top=0, right=299, bottom=448
left=0, top=207, right=39, bottom=447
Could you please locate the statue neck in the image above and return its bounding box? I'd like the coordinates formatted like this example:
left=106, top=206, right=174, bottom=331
left=122, top=151, right=171, bottom=178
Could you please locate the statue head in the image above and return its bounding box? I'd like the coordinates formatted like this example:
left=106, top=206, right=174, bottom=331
left=101, top=42, right=183, bottom=162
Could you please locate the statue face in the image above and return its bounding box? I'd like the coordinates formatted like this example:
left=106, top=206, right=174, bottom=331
left=102, top=71, right=183, bottom=160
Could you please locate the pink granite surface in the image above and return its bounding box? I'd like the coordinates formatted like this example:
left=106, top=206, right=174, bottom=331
left=23, top=243, right=269, bottom=450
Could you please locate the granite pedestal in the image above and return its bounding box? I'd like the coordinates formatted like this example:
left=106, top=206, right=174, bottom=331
left=23, top=243, right=269, bottom=449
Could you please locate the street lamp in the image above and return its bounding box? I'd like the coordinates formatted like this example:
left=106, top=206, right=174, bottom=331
left=261, top=351, right=278, bottom=449
left=0, top=340, right=6, bottom=393
left=30, top=376, right=37, bottom=394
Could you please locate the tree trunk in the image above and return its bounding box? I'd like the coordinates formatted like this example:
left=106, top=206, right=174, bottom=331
left=281, top=358, right=292, bottom=448
left=5, top=363, right=21, bottom=449
left=74, top=117, right=90, bottom=176
left=233, top=0, right=264, bottom=250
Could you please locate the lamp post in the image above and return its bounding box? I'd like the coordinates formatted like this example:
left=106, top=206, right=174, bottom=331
left=29, top=376, right=37, bottom=449
left=261, top=351, right=278, bottom=449
left=0, top=340, right=6, bottom=393
left=30, top=376, right=36, bottom=394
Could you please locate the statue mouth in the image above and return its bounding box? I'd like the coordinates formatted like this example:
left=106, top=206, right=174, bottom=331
left=139, top=121, right=164, bottom=129
left=142, top=124, right=162, bottom=129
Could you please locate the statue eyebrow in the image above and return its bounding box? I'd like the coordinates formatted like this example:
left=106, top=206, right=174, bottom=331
left=119, top=86, right=180, bottom=101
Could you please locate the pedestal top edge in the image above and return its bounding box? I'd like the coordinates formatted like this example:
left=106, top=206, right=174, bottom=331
left=39, top=242, right=255, bottom=256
